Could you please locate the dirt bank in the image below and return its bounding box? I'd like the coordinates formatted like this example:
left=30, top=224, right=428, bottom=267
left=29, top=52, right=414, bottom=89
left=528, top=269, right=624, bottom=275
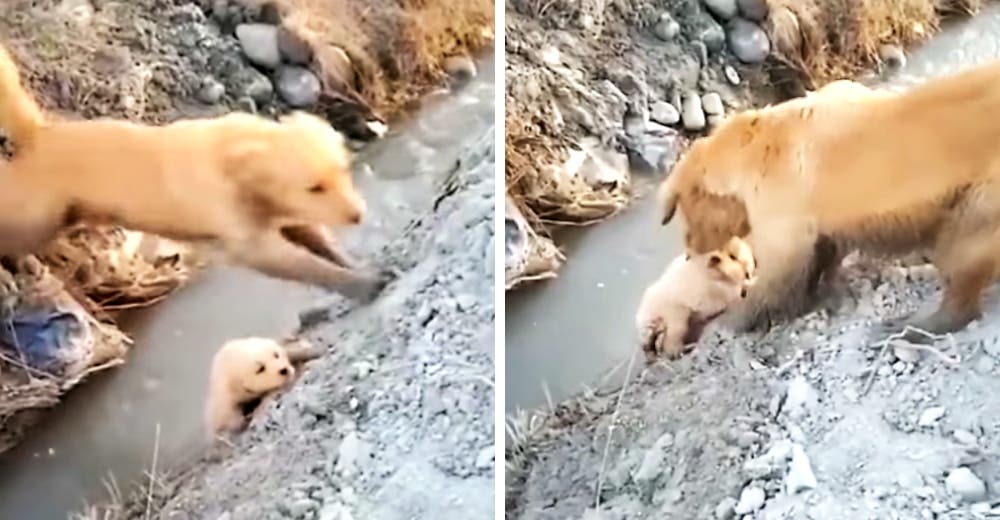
left=506, top=5, right=1000, bottom=520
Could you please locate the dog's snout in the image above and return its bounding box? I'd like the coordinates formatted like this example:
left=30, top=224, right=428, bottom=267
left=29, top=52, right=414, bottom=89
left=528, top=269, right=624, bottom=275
left=279, top=367, right=289, bottom=376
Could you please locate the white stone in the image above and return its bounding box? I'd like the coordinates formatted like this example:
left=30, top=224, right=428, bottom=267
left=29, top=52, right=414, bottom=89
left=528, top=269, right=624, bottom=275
left=946, top=467, right=987, bottom=503
left=734, top=486, right=765, bottom=514
left=681, top=91, right=706, bottom=131
left=785, top=444, right=818, bottom=494
left=917, top=406, right=946, bottom=427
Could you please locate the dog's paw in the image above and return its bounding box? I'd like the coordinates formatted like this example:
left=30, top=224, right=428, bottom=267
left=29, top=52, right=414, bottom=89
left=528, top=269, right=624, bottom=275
left=337, top=269, right=391, bottom=302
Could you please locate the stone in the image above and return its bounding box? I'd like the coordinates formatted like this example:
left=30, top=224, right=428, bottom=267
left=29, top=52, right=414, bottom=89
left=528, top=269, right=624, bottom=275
left=953, top=429, right=978, bottom=446
left=975, top=355, right=995, bottom=374
left=277, top=26, right=314, bottom=65
left=276, top=66, right=321, bottom=107
left=703, top=0, right=738, bottom=20
left=443, top=55, right=477, bottom=84
left=786, top=444, right=818, bottom=494
left=734, top=486, right=765, bottom=514
left=917, top=406, right=946, bottom=427
left=715, top=497, right=737, bottom=520
left=737, top=430, right=761, bottom=448
left=784, top=375, right=817, bottom=417
left=727, top=18, right=770, bottom=64
left=701, top=92, right=724, bottom=115
left=228, top=67, right=274, bottom=103
left=287, top=498, right=318, bottom=518
left=681, top=91, right=706, bottom=131
left=892, top=340, right=922, bottom=363
left=634, top=431, right=675, bottom=482
left=197, top=78, right=226, bottom=105
left=236, top=96, right=257, bottom=113
left=236, top=23, right=282, bottom=69
left=737, top=0, right=769, bottom=21
left=654, top=12, right=681, bottom=41
left=650, top=101, right=680, bottom=126
left=336, top=432, right=362, bottom=477
left=945, top=467, right=987, bottom=503
left=724, top=65, right=741, bottom=85
left=699, top=21, right=727, bottom=54
left=475, top=445, right=494, bottom=469
left=879, top=44, right=906, bottom=71
left=626, top=129, right=682, bottom=175
left=318, top=503, right=347, bottom=520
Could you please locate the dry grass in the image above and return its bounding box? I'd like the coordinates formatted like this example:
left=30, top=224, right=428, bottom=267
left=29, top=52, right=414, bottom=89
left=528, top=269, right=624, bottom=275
left=766, top=0, right=988, bottom=86
left=275, top=0, right=494, bottom=117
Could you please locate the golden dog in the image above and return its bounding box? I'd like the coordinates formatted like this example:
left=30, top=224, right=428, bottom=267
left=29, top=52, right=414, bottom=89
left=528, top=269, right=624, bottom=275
left=658, top=66, right=1000, bottom=338
left=0, top=44, right=384, bottom=301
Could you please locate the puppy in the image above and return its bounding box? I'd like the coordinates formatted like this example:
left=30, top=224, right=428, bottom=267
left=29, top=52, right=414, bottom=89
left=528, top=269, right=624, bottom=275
left=0, top=44, right=383, bottom=301
left=205, top=337, right=296, bottom=440
left=636, top=236, right=757, bottom=360
left=657, top=65, right=1000, bottom=339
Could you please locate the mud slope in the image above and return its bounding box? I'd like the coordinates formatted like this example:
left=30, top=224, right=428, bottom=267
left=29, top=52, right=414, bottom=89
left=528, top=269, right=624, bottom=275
left=103, top=123, right=496, bottom=520
left=507, top=10, right=1000, bottom=520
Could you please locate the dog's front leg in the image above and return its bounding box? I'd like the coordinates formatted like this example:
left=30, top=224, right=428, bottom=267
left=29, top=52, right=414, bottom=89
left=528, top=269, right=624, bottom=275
left=225, top=228, right=386, bottom=302
left=279, top=224, right=359, bottom=269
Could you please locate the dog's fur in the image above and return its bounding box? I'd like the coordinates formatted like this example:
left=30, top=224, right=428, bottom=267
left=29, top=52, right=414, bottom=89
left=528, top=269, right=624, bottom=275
left=658, top=67, right=1000, bottom=336
left=636, top=236, right=757, bottom=360
left=205, top=337, right=296, bottom=440
left=0, top=44, right=383, bottom=300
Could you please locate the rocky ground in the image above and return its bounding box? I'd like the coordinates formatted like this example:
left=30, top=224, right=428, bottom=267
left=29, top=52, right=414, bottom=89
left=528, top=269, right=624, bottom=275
left=509, top=255, right=1000, bottom=519
left=506, top=4, right=1000, bottom=520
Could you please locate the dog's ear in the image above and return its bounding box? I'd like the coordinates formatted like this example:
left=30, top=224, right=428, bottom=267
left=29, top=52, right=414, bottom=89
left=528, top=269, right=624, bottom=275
left=222, top=140, right=271, bottom=185
left=656, top=177, right=679, bottom=226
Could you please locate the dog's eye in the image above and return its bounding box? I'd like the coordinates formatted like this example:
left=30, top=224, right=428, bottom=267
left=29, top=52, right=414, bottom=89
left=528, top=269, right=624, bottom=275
left=729, top=254, right=737, bottom=261
left=273, top=352, right=279, bottom=359
left=308, top=183, right=327, bottom=194
left=256, top=363, right=265, bottom=374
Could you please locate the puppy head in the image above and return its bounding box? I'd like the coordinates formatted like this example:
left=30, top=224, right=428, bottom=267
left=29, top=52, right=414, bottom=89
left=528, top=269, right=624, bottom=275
left=221, top=338, right=296, bottom=396
left=227, top=112, right=366, bottom=227
left=705, top=236, right=757, bottom=296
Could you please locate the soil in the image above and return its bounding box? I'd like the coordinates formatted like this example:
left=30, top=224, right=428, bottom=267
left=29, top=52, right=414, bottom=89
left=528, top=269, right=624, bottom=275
left=506, top=5, right=1000, bottom=520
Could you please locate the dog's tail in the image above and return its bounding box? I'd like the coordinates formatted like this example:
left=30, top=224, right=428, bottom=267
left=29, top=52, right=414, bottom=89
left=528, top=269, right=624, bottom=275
left=0, top=45, right=44, bottom=146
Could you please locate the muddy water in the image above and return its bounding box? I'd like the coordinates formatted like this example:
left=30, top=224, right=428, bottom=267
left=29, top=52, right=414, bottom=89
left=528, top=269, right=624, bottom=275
left=505, top=185, right=680, bottom=412
left=504, top=5, right=1000, bottom=413
left=0, top=52, right=494, bottom=519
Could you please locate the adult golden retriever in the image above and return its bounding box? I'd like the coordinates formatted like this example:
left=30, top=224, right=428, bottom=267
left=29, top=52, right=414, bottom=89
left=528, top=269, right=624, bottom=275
left=0, top=44, right=384, bottom=301
left=658, top=67, right=1000, bottom=338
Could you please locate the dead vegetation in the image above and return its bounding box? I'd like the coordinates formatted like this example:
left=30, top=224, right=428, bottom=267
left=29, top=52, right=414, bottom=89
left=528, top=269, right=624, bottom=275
left=766, top=0, right=988, bottom=87
left=276, top=0, right=494, bottom=117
